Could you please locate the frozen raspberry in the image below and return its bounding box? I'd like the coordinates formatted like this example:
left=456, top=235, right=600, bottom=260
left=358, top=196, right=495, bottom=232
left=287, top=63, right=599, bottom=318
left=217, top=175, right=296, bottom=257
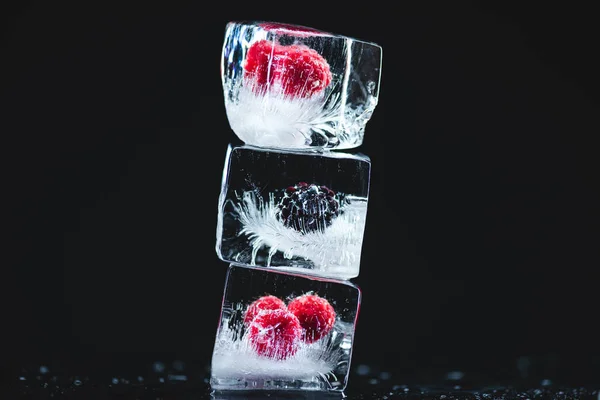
left=243, top=295, right=287, bottom=326
left=247, top=309, right=302, bottom=360
left=244, top=39, right=332, bottom=98
left=275, top=182, right=340, bottom=234
left=287, top=293, right=336, bottom=344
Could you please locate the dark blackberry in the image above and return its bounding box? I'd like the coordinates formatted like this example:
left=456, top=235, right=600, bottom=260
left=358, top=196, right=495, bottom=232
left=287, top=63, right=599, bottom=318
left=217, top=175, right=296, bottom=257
left=275, top=182, right=340, bottom=234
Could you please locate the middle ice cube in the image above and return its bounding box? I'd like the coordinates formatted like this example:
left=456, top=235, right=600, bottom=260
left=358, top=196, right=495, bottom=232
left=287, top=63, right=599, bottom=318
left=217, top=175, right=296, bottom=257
left=216, top=144, right=371, bottom=280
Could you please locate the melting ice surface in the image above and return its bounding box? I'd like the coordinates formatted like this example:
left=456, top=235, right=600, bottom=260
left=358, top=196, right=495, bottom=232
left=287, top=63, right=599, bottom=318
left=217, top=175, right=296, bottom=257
left=211, top=317, right=353, bottom=388
left=231, top=191, right=367, bottom=280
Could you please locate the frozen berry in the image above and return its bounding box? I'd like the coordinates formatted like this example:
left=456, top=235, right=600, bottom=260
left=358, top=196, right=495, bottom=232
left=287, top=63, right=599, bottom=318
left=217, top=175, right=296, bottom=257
left=287, top=293, right=336, bottom=344
left=275, top=182, right=340, bottom=233
left=247, top=309, right=302, bottom=360
left=243, top=295, right=287, bottom=326
left=244, top=39, right=332, bottom=98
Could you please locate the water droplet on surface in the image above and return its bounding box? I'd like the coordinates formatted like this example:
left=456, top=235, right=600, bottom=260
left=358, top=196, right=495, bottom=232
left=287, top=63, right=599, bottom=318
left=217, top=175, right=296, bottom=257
left=379, top=371, right=391, bottom=380
left=153, top=361, right=166, bottom=373
left=355, top=364, right=370, bottom=376
left=446, top=370, right=464, bottom=380
left=111, top=378, right=119, bottom=385
left=173, top=360, right=185, bottom=371
left=73, top=379, right=82, bottom=386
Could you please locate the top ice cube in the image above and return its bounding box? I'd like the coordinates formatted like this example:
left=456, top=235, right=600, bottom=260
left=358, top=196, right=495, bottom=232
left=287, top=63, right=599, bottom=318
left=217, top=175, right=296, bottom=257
left=221, top=21, right=383, bottom=150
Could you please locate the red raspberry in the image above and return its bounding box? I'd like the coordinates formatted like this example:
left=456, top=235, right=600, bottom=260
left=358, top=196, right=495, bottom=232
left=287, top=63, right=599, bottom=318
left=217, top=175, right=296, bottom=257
left=243, top=39, right=332, bottom=98
left=287, top=293, right=336, bottom=344
left=247, top=309, right=302, bottom=360
left=243, top=295, right=287, bottom=326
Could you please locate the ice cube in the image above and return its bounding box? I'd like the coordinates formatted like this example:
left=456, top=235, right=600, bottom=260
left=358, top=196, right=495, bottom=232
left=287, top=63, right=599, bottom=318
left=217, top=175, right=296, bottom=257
left=215, top=144, right=371, bottom=280
left=221, top=21, right=382, bottom=150
left=210, top=263, right=361, bottom=392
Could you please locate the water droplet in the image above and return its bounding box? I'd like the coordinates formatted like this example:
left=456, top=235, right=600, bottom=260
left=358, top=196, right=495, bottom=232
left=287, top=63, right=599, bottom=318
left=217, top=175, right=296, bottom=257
left=73, top=379, right=82, bottom=386
left=446, top=370, right=464, bottom=380
left=19, top=376, right=26, bottom=381
left=39, top=366, right=49, bottom=374
left=153, top=361, right=165, bottom=373
left=173, top=360, right=185, bottom=371
left=159, top=377, right=165, bottom=383
left=137, top=376, right=144, bottom=382
left=355, top=364, right=370, bottom=376
left=111, top=378, right=119, bottom=385
left=379, top=371, right=391, bottom=380
left=168, top=374, right=188, bottom=382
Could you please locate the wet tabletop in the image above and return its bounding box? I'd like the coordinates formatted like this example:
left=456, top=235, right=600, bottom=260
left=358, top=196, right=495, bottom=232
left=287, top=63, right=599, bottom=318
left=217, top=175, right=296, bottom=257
left=12, top=361, right=600, bottom=399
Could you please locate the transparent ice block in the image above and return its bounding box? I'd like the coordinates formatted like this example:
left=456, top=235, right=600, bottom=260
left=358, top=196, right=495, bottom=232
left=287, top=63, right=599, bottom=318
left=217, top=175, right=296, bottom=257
left=210, top=263, right=361, bottom=392
left=215, top=144, right=371, bottom=280
left=221, top=21, right=382, bottom=150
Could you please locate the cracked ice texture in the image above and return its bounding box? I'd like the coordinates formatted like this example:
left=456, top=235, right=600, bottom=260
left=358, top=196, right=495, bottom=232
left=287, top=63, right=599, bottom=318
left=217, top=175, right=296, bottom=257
left=221, top=21, right=383, bottom=150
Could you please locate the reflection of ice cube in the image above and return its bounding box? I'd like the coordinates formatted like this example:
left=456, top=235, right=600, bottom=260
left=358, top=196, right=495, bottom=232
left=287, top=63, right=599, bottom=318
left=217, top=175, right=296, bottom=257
left=216, top=144, right=371, bottom=280
left=221, top=21, right=382, bottom=150
left=210, top=264, right=361, bottom=392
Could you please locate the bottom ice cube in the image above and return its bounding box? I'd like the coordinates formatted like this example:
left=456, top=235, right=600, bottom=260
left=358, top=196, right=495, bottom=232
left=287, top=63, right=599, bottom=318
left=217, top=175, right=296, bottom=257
left=210, top=263, right=361, bottom=392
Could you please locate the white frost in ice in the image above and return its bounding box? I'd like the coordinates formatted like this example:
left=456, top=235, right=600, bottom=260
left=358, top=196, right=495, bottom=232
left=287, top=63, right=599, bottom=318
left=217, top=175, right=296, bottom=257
left=225, top=83, right=342, bottom=148
left=211, top=317, right=350, bottom=384
left=230, top=191, right=367, bottom=279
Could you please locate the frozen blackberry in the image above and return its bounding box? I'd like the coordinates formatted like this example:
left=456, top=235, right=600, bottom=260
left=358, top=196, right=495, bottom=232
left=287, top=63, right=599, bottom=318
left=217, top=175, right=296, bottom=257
left=276, top=182, right=340, bottom=233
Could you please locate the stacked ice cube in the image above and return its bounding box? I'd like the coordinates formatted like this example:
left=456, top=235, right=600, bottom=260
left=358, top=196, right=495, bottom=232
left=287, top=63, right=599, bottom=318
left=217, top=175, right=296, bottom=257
left=210, top=21, right=382, bottom=394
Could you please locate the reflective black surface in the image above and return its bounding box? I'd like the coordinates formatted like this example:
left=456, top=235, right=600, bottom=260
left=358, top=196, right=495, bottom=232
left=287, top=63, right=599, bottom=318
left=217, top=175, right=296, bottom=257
left=11, top=358, right=600, bottom=399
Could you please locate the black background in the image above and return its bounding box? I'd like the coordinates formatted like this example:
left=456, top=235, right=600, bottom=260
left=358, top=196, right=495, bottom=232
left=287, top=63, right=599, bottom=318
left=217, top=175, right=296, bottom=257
left=2, top=1, right=599, bottom=392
